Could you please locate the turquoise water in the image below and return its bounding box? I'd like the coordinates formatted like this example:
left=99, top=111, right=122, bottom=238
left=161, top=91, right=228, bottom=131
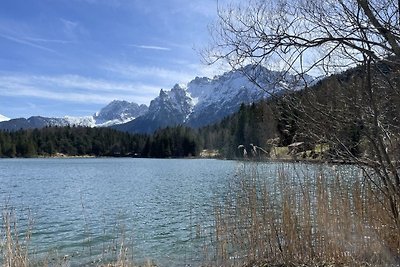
left=0, top=158, right=239, bottom=266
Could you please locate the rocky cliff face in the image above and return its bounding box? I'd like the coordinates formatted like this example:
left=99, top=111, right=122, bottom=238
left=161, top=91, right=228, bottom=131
left=115, top=65, right=312, bottom=133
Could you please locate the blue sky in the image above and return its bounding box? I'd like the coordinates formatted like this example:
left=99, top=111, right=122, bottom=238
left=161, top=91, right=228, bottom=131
left=0, top=0, right=230, bottom=119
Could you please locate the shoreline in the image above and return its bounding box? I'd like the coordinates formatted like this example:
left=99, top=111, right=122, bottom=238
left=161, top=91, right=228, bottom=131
left=0, top=154, right=357, bottom=166
left=0, top=145, right=358, bottom=165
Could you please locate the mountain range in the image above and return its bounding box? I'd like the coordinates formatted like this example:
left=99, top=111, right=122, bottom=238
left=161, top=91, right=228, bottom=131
left=0, top=101, right=148, bottom=131
left=0, top=65, right=312, bottom=133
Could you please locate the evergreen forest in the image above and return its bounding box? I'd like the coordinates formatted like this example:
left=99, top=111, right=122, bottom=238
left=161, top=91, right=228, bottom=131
left=1, top=61, right=398, bottom=160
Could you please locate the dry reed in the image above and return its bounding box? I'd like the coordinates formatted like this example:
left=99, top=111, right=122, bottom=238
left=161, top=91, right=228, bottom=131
left=0, top=206, right=31, bottom=267
left=210, top=163, right=400, bottom=266
left=0, top=206, right=155, bottom=267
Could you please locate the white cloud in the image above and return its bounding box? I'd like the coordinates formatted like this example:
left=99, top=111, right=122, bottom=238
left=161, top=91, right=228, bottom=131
left=167, top=59, right=231, bottom=78
left=129, top=44, right=171, bottom=51
left=103, top=63, right=196, bottom=85
left=190, top=62, right=231, bottom=78
left=0, top=74, right=160, bottom=105
left=0, top=19, right=73, bottom=53
left=103, top=60, right=232, bottom=91
left=23, top=37, right=75, bottom=44
left=0, top=33, right=58, bottom=53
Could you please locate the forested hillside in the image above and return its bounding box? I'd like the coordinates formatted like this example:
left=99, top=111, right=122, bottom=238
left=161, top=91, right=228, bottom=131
left=0, top=126, right=198, bottom=158
left=0, top=99, right=295, bottom=159
left=0, top=127, right=144, bottom=158
left=1, top=60, right=398, bottom=160
left=197, top=59, right=400, bottom=160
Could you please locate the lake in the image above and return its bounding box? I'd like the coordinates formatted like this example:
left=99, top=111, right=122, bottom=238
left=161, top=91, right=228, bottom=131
left=0, top=158, right=242, bottom=266
left=0, top=158, right=354, bottom=266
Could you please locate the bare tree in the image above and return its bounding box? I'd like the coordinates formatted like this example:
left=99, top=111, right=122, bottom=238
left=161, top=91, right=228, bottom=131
left=206, top=0, right=400, bottom=226
left=206, top=0, right=399, bottom=71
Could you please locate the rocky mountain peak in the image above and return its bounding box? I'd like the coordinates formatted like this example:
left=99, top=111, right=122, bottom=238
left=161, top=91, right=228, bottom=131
left=159, top=89, right=168, bottom=98
left=0, top=64, right=314, bottom=133
left=94, top=100, right=148, bottom=126
left=114, top=65, right=313, bottom=133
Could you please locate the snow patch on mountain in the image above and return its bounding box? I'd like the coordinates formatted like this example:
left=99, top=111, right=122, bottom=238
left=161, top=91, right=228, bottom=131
left=63, top=116, right=96, bottom=127
left=59, top=100, right=149, bottom=127
left=183, top=65, right=311, bottom=127
left=0, top=114, right=10, bottom=122
left=0, top=100, right=148, bottom=131
left=114, top=65, right=314, bottom=133
left=146, top=84, right=194, bottom=123
left=94, top=100, right=148, bottom=125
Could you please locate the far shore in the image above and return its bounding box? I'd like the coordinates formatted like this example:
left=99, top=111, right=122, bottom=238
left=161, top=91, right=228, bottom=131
left=0, top=153, right=357, bottom=166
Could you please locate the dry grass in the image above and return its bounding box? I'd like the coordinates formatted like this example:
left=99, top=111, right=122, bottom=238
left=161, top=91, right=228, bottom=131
left=210, top=163, right=400, bottom=266
left=0, top=206, right=32, bottom=267
left=269, top=147, right=289, bottom=159
left=0, top=207, right=156, bottom=267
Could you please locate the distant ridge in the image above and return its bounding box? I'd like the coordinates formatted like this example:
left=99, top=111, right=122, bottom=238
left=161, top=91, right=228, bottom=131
left=0, top=100, right=148, bottom=131
left=114, top=65, right=313, bottom=133
left=0, top=65, right=313, bottom=132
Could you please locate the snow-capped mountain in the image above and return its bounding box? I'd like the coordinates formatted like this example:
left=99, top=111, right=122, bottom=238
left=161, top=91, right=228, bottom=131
left=186, top=65, right=278, bottom=127
left=115, top=65, right=312, bottom=133
left=0, top=65, right=313, bottom=133
left=0, top=116, right=64, bottom=131
left=0, top=114, right=9, bottom=122
left=0, top=100, right=148, bottom=131
left=120, top=85, right=194, bottom=133
left=94, top=100, right=148, bottom=127
left=62, top=116, right=96, bottom=127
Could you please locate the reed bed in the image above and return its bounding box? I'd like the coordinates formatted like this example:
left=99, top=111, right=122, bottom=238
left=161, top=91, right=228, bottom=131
left=210, top=163, right=400, bottom=266
left=0, top=206, right=31, bottom=267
